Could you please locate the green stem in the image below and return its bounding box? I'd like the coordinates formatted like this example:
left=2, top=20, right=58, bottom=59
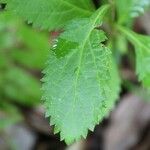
left=116, top=25, right=150, bottom=53
left=116, top=25, right=139, bottom=44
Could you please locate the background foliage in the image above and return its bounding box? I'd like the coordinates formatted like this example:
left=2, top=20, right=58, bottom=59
left=0, top=0, right=150, bottom=147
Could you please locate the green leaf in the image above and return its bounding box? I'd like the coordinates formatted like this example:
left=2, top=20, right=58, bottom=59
left=64, top=0, right=95, bottom=11
left=42, top=5, right=120, bottom=144
left=118, top=26, right=150, bottom=87
left=0, top=12, right=49, bottom=69
left=3, top=66, right=41, bottom=106
left=6, top=0, right=94, bottom=30
left=116, top=0, right=150, bottom=24
left=11, top=25, right=49, bottom=69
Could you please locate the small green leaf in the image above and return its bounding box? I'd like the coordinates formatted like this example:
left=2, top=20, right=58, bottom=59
left=118, top=26, right=150, bottom=87
left=116, top=0, right=150, bottom=24
left=43, top=5, right=120, bottom=144
left=0, top=12, right=49, bottom=69
left=3, top=66, right=41, bottom=106
left=11, top=25, right=49, bottom=69
left=6, top=0, right=94, bottom=30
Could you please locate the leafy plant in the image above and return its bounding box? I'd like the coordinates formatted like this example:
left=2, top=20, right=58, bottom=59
left=2, top=0, right=150, bottom=144
left=0, top=10, right=49, bottom=128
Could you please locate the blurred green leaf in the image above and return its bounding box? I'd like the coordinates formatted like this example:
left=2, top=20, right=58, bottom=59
left=11, top=25, right=49, bottom=69
left=118, top=26, right=150, bottom=88
left=116, top=0, right=150, bottom=24
left=3, top=66, right=41, bottom=106
left=0, top=12, right=49, bottom=69
left=0, top=11, right=46, bottom=107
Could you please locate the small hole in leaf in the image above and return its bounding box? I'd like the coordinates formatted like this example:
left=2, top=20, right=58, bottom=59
left=101, top=40, right=107, bottom=45
left=0, top=3, right=6, bottom=10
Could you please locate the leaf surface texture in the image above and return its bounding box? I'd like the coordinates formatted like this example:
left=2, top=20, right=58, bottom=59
left=6, top=0, right=95, bottom=30
left=43, top=5, right=120, bottom=144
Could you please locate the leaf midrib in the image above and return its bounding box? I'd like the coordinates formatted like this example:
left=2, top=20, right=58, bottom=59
left=73, top=5, right=110, bottom=102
